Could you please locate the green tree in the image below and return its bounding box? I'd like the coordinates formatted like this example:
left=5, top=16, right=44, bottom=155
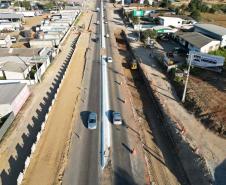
left=160, top=0, right=171, bottom=8
left=141, top=30, right=157, bottom=42
left=14, top=0, right=31, bottom=10
left=209, top=7, right=216, bottom=13
left=44, top=2, right=55, bottom=10
left=144, top=0, right=150, bottom=6
left=191, top=9, right=201, bottom=21
left=188, top=0, right=204, bottom=12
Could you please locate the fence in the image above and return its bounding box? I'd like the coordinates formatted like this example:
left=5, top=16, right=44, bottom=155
left=0, top=112, right=15, bottom=141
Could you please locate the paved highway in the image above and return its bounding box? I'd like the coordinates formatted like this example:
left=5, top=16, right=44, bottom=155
left=63, top=0, right=145, bottom=184
left=62, top=0, right=102, bottom=184
left=104, top=13, right=135, bottom=185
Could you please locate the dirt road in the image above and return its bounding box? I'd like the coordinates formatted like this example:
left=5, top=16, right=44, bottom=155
left=21, top=13, right=92, bottom=185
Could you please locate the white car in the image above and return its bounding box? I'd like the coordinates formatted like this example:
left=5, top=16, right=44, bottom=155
left=113, top=112, right=122, bottom=125
left=104, top=21, right=108, bottom=24
left=107, top=56, right=112, bottom=63
left=105, top=34, right=109, bottom=38
left=11, top=37, right=16, bottom=43
left=88, top=112, right=97, bottom=129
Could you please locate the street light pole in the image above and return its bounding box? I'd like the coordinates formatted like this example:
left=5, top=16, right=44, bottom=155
left=182, top=53, right=193, bottom=103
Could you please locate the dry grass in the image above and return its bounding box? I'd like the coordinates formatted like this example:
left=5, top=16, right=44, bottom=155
left=201, top=12, right=226, bottom=27
left=24, top=14, right=49, bottom=28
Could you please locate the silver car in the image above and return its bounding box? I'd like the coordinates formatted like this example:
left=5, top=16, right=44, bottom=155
left=88, top=112, right=97, bottom=129
left=113, top=112, right=122, bottom=125
left=107, top=56, right=112, bottom=63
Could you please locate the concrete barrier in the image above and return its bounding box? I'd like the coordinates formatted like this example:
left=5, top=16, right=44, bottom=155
left=17, top=172, right=24, bottom=185
left=36, top=132, right=41, bottom=141
left=48, top=105, right=52, bottom=113
left=25, top=157, right=31, bottom=168
left=31, top=143, right=36, bottom=154
left=41, top=123, right=45, bottom=131
left=45, top=114, right=49, bottom=122
left=16, top=21, right=82, bottom=185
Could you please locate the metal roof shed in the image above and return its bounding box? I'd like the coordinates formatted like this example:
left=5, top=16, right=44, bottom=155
left=0, top=83, right=30, bottom=117
left=174, top=32, right=220, bottom=53
left=194, top=24, right=226, bottom=47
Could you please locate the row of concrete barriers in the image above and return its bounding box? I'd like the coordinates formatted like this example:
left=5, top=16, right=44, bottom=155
left=16, top=31, right=81, bottom=185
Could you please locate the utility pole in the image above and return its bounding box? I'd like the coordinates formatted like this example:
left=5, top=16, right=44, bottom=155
left=182, top=53, right=193, bottom=103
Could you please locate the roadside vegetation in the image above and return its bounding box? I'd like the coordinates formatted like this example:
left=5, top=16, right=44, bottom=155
left=209, top=49, right=226, bottom=69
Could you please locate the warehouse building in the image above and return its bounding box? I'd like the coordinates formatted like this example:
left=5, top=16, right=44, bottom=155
left=0, top=83, right=30, bottom=118
left=194, top=24, right=226, bottom=47
left=0, top=34, right=11, bottom=48
left=173, top=32, right=220, bottom=53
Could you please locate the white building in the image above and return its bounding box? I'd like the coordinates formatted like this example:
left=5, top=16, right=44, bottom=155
left=0, top=13, right=23, bottom=31
left=158, top=16, right=196, bottom=28
left=0, top=83, right=30, bottom=118
left=158, top=16, right=184, bottom=28
left=0, top=61, right=32, bottom=80
left=174, top=32, right=220, bottom=53
left=0, top=34, right=11, bottom=48
left=194, top=23, right=226, bottom=47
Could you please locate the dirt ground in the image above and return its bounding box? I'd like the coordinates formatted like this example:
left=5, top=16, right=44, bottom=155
left=201, top=13, right=226, bottom=28
left=186, top=70, right=226, bottom=137
left=21, top=13, right=92, bottom=185
left=115, top=31, right=183, bottom=185
left=24, top=14, right=49, bottom=28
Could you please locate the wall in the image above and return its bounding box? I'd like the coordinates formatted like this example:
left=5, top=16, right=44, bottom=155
left=4, top=71, right=25, bottom=80
left=0, top=104, right=11, bottom=118
left=34, top=57, right=51, bottom=82
left=200, top=41, right=220, bottom=53
left=0, top=112, right=15, bottom=141
left=221, top=35, right=226, bottom=47
left=29, top=40, right=54, bottom=48
left=0, top=79, right=36, bottom=85
left=160, top=17, right=183, bottom=28
left=11, top=84, right=30, bottom=116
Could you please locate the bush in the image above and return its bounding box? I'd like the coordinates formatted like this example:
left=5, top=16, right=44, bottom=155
left=209, top=49, right=226, bottom=68
left=191, top=9, right=201, bottom=21
left=141, top=30, right=157, bottom=42
left=14, top=1, right=31, bottom=10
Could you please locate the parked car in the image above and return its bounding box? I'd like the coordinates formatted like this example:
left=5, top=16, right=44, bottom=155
left=113, top=112, right=122, bottom=125
left=107, top=56, right=112, bottom=63
left=88, top=112, right=97, bottom=129
left=173, top=47, right=187, bottom=55
left=105, top=33, right=109, bottom=38
left=104, top=21, right=108, bottom=24
left=167, top=52, right=174, bottom=58
left=96, top=20, right=100, bottom=25
left=10, top=36, right=16, bottom=43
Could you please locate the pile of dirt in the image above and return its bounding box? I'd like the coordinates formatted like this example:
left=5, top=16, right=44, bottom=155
left=185, top=70, right=226, bottom=138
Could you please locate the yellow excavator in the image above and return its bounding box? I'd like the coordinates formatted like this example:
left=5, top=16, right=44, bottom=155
left=130, top=58, right=137, bottom=70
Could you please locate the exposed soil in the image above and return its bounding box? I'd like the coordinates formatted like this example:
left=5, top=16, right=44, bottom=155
left=185, top=70, right=226, bottom=138
left=201, top=13, right=226, bottom=28
left=115, top=30, right=189, bottom=185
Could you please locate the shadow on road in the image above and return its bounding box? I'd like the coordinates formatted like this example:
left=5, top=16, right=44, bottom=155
left=80, top=111, right=91, bottom=128
left=214, top=159, right=226, bottom=185
left=114, top=166, right=139, bottom=185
